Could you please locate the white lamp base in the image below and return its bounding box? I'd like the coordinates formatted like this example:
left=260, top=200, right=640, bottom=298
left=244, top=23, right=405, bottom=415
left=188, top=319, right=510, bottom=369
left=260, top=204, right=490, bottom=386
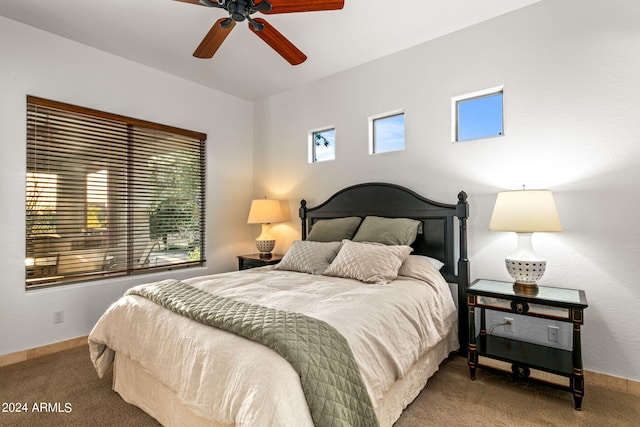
left=255, top=239, right=275, bottom=257
left=255, top=223, right=276, bottom=257
left=505, top=233, right=546, bottom=295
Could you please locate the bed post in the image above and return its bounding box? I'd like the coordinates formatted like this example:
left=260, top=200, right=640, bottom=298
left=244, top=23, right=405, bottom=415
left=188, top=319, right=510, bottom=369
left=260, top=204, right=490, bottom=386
left=299, top=200, right=308, bottom=240
left=456, top=191, right=470, bottom=355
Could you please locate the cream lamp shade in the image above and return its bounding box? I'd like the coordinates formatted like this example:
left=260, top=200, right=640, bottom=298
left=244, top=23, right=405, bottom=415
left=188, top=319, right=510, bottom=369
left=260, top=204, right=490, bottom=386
left=247, top=198, right=284, bottom=257
left=489, top=189, right=562, bottom=294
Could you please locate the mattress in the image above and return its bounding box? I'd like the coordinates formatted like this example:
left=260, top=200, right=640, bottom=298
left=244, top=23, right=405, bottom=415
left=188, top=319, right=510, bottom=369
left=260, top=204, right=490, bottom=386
left=89, top=255, right=458, bottom=426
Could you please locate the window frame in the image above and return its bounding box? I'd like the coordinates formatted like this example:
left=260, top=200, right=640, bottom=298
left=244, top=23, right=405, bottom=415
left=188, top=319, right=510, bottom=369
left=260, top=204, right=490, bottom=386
left=308, top=127, right=336, bottom=163
left=368, top=110, right=406, bottom=154
left=452, top=86, right=504, bottom=142
left=25, top=96, right=207, bottom=290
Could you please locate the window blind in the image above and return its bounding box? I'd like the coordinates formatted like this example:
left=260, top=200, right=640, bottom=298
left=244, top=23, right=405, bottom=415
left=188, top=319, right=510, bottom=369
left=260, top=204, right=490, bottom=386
left=26, top=96, right=206, bottom=289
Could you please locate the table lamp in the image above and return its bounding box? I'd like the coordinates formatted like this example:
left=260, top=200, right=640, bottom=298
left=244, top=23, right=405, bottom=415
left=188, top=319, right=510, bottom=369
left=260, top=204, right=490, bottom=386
left=247, top=198, right=284, bottom=258
left=489, top=189, right=562, bottom=294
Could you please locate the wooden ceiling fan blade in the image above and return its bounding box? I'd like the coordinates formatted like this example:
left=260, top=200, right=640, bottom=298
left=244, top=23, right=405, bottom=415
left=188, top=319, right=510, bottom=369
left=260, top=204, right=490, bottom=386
left=257, top=0, right=344, bottom=14
left=249, top=18, right=307, bottom=65
left=193, top=18, right=236, bottom=58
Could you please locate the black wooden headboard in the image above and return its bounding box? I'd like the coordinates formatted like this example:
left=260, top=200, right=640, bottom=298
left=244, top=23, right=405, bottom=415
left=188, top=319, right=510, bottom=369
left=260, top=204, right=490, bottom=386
left=299, top=182, right=470, bottom=352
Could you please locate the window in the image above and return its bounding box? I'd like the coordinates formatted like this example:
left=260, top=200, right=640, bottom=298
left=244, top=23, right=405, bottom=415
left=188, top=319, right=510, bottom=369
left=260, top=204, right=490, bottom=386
left=369, top=111, right=405, bottom=154
left=25, top=96, right=206, bottom=289
left=309, top=128, right=335, bottom=163
left=453, top=87, right=504, bottom=142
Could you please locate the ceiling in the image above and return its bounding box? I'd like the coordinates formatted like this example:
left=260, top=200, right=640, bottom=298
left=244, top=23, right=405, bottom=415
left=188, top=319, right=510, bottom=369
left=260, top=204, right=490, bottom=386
left=0, top=0, right=541, bottom=101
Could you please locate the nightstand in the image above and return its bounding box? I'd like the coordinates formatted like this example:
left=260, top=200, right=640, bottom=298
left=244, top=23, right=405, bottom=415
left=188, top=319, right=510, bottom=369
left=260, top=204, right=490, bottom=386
left=466, top=279, right=588, bottom=410
left=237, top=253, right=283, bottom=270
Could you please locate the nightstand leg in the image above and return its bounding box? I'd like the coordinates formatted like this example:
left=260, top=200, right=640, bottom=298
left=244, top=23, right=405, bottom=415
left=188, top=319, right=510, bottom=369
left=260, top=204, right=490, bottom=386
left=467, top=295, right=477, bottom=380
left=479, top=306, right=487, bottom=349
left=572, top=322, right=585, bottom=410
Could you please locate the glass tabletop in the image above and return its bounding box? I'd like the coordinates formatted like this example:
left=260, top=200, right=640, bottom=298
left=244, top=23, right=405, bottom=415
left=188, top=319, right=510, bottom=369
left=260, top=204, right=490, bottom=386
left=469, top=279, right=587, bottom=307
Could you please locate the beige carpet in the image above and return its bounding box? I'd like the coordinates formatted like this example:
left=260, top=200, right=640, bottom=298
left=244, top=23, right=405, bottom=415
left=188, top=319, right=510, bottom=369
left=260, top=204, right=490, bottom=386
left=1, top=345, right=638, bottom=426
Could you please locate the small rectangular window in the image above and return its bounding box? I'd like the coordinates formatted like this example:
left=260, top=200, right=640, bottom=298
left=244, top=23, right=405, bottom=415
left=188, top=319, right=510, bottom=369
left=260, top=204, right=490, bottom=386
left=309, top=128, right=335, bottom=163
left=453, top=87, right=504, bottom=142
left=369, top=111, right=405, bottom=154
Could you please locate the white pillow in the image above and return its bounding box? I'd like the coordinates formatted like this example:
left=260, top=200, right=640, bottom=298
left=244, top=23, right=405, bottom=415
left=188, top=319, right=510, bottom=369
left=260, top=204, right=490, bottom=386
left=323, top=240, right=413, bottom=284
left=274, top=240, right=342, bottom=275
left=413, top=255, right=444, bottom=271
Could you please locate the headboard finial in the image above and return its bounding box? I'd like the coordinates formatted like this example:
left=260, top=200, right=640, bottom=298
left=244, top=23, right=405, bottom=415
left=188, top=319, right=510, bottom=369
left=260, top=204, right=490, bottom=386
left=458, top=191, right=468, bottom=202
left=299, top=199, right=308, bottom=240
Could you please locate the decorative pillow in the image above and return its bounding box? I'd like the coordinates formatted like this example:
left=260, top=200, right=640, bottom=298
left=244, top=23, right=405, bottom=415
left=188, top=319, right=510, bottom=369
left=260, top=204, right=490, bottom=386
left=418, top=255, right=444, bottom=271
left=323, top=240, right=413, bottom=284
left=274, top=240, right=343, bottom=275
left=352, top=216, right=422, bottom=246
left=398, top=255, right=445, bottom=279
left=306, top=217, right=362, bottom=242
left=397, top=255, right=450, bottom=296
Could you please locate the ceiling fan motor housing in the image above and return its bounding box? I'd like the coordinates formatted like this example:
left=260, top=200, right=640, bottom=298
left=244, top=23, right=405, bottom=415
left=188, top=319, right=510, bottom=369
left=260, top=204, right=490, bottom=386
left=229, top=2, right=247, bottom=22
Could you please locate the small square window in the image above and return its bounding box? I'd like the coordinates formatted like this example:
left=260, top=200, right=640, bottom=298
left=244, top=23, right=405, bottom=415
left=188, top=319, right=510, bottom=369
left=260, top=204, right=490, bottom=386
left=370, top=112, right=405, bottom=154
left=309, top=128, right=335, bottom=163
left=453, top=87, right=504, bottom=142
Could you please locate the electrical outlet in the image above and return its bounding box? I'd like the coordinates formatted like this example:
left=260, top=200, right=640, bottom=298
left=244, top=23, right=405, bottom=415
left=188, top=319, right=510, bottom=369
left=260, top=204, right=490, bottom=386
left=53, top=310, right=64, bottom=324
left=504, top=317, right=514, bottom=332
left=548, top=325, right=559, bottom=342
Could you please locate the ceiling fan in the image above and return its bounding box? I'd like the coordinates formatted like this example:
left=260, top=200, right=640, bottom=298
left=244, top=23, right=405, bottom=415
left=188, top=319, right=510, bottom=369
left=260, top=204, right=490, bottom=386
left=174, top=0, right=345, bottom=65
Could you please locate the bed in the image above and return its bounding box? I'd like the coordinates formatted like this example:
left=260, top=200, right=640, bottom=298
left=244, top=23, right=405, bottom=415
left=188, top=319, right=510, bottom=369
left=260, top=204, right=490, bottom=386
left=89, top=182, right=470, bottom=427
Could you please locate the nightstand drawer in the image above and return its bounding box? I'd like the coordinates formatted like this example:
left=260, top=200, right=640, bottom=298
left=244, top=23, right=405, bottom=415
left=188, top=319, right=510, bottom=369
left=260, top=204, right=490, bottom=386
left=477, top=296, right=570, bottom=320
left=242, top=258, right=271, bottom=269
left=237, top=254, right=283, bottom=270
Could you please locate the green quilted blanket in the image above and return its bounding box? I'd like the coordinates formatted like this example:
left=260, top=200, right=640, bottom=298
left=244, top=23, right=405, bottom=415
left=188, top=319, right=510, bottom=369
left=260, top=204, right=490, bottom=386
left=125, top=279, right=379, bottom=427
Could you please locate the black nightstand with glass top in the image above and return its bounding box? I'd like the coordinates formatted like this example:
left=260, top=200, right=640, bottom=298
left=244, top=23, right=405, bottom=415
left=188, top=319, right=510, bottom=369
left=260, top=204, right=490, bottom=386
left=466, top=279, right=588, bottom=410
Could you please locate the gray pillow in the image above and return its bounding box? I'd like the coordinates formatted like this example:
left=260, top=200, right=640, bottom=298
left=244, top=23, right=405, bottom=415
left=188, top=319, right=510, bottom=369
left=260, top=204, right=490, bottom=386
left=274, top=240, right=343, bottom=275
left=306, top=217, right=362, bottom=242
left=352, top=216, right=422, bottom=246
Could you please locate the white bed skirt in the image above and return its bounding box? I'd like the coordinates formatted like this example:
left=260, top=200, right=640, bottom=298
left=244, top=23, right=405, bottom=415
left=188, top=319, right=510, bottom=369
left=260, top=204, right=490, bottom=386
left=112, top=327, right=458, bottom=427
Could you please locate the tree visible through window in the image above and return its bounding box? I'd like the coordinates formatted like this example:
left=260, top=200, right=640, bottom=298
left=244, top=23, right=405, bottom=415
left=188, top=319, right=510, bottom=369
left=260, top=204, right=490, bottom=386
left=310, top=128, right=335, bottom=163
left=26, top=172, right=57, bottom=235
left=25, top=96, right=206, bottom=289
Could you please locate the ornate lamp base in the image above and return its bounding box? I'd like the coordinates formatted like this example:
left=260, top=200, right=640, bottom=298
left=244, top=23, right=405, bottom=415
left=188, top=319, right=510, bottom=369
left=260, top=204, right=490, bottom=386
left=255, top=238, right=275, bottom=257
left=512, top=282, right=539, bottom=296
left=505, top=232, right=546, bottom=296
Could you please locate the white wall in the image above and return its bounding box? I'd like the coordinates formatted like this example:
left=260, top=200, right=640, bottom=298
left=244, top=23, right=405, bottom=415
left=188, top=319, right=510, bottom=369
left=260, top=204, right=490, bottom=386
left=0, top=16, right=255, bottom=356
left=254, top=0, right=640, bottom=381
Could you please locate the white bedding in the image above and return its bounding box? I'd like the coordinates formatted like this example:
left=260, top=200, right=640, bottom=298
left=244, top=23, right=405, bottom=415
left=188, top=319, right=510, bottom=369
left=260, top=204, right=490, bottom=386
left=89, top=255, right=457, bottom=426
